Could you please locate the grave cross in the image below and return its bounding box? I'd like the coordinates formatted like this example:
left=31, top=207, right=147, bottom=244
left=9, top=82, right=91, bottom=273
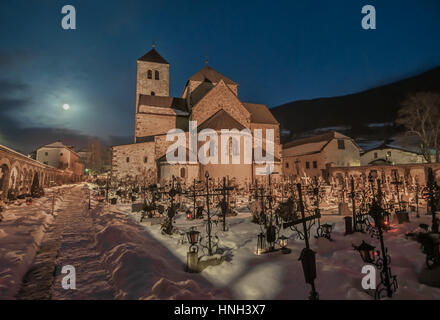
left=283, top=183, right=320, bottom=300
left=186, top=179, right=204, bottom=219
left=214, top=177, right=235, bottom=232
left=391, top=171, right=404, bottom=212
left=160, top=176, right=180, bottom=235
left=252, top=171, right=279, bottom=251
left=192, top=172, right=224, bottom=256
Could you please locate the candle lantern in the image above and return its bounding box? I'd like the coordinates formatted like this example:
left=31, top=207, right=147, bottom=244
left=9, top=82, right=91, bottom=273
left=256, top=232, right=266, bottom=255
left=322, top=223, right=333, bottom=239
left=186, top=228, right=200, bottom=249
left=278, top=235, right=291, bottom=254
left=353, top=240, right=376, bottom=264
left=279, top=235, right=288, bottom=248
left=186, top=227, right=200, bottom=273
left=383, top=212, right=391, bottom=228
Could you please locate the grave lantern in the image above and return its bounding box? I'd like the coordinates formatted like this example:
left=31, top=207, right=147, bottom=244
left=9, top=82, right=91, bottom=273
left=186, top=209, right=192, bottom=220
left=186, top=228, right=200, bottom=247
left=278, top=235, right=291, bottom=254
left=383, top=212, right=391, bottom=228
left=322, top=223, right=333, bottom=235
left=279, top=235, right=288, bottom=248
left=256, top=232, right=266, bottom=255
left=353, top=240, right=376, bottom=264
left=186, top=227, right=200, bottom=273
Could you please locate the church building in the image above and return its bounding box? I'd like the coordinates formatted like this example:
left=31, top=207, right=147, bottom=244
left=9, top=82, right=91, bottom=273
left=111, top=47, right=281, bottom=185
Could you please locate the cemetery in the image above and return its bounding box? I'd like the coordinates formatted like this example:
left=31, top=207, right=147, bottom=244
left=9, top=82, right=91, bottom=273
left=54, top=165, right=440, bottom=300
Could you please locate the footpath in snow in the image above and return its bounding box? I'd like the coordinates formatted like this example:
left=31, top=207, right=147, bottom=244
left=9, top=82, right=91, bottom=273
left=0, top=184, right=230, bottom=300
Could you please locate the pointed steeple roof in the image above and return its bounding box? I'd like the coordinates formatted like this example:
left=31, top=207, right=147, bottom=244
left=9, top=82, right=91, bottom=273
left=188, top=65, right=238, bottom=85
left=138, top=48, right=169, bottom=64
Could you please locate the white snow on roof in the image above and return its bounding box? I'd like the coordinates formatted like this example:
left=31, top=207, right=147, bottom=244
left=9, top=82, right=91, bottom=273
left=282, top=140, right=328, bottom=157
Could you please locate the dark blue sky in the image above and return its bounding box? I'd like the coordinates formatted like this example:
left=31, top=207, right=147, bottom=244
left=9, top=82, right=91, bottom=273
left=1, top=0, right=439, bottom=153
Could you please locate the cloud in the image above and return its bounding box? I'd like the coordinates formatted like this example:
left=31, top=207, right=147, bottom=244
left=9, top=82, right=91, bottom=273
left=0, top=50, right=32, bottom=72
left=0, top=66, right=104, bottom=154
left=0, top=120, right=132, bottom=155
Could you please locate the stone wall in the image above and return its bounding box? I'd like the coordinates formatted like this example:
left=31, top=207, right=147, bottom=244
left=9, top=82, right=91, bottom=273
left=135, top=112, right=188, bottom=139
left=158, top=163, right=199, bottom=183
left=283, top=153, right=326, bottom=178
left=191, top=80, right=251, bottom=128
left=111, top=142, right=156, bottom=181
left=0, top=145, right=74, bottom=200
left=327, top=163, right=440, bottom=185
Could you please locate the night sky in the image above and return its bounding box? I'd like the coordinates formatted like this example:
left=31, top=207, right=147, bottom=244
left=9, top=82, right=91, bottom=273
left=1, top=0, right=439, bottom=154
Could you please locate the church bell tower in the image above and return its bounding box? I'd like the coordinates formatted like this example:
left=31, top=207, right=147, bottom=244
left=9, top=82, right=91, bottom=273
left=136, top=46, right=170, bottom=108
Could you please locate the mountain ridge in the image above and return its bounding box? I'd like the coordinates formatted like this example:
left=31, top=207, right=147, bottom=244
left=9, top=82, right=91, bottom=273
left=271, top=66, right=440, bottom=143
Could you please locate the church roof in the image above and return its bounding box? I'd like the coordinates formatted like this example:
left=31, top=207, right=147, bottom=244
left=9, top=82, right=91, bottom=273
left=138, top=48, right=169, bottom=64
left=188, top=80, right=215, bottom=106
left=188, top=65, right=238, bottom=85
left=197, top=109, right=246, bottom=132
left=138, top=95, right=188, bottom=112
left=242, top=102, right=279, bottom=125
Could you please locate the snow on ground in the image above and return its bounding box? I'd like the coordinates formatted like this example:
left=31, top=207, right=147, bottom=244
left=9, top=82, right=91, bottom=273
left=3, top=183, right=440, bottom=300
left=116, top=199, right=440, bottom=300
left=0, top=184, right=78, bottom=299
left=90, top=203, right=232, bottom=299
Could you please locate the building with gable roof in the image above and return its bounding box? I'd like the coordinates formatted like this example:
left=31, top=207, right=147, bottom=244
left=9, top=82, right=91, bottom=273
left=360, top=143, right=426, bottom=166
left=36, top=141, right=84, bottom=177
left=282, top=131, right=362, bottom=178
left=111, top=47, right=281, bottom=184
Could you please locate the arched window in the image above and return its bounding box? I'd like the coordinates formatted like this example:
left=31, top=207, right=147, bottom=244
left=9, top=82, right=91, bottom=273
left=232, top=139, right=239, bottom=156
left=147, top=70, right=152, bottom=79
left=180, top=167, right=186, bottom=178
left=155, top=70, right=160, bottom=80
left=151, top=91, right=155, bottom=96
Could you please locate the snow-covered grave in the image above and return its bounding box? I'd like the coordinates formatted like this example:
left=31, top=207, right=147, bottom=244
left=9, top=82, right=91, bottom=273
left=3, top=182, right=440, bottom=300
left=113, top=197, right=440, bottom=300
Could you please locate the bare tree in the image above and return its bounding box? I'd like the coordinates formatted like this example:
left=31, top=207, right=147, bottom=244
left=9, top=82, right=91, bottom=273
left=87, top=138, right=106, bottom=173
left=396, top=92, right=440, bottom=163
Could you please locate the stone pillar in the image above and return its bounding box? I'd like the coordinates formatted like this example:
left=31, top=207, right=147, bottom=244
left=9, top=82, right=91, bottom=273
left=186, top=251, right=199, bottom=273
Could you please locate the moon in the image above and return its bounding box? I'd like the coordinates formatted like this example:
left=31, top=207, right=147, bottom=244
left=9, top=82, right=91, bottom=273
left=62, top=103, right=70, bottom=111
